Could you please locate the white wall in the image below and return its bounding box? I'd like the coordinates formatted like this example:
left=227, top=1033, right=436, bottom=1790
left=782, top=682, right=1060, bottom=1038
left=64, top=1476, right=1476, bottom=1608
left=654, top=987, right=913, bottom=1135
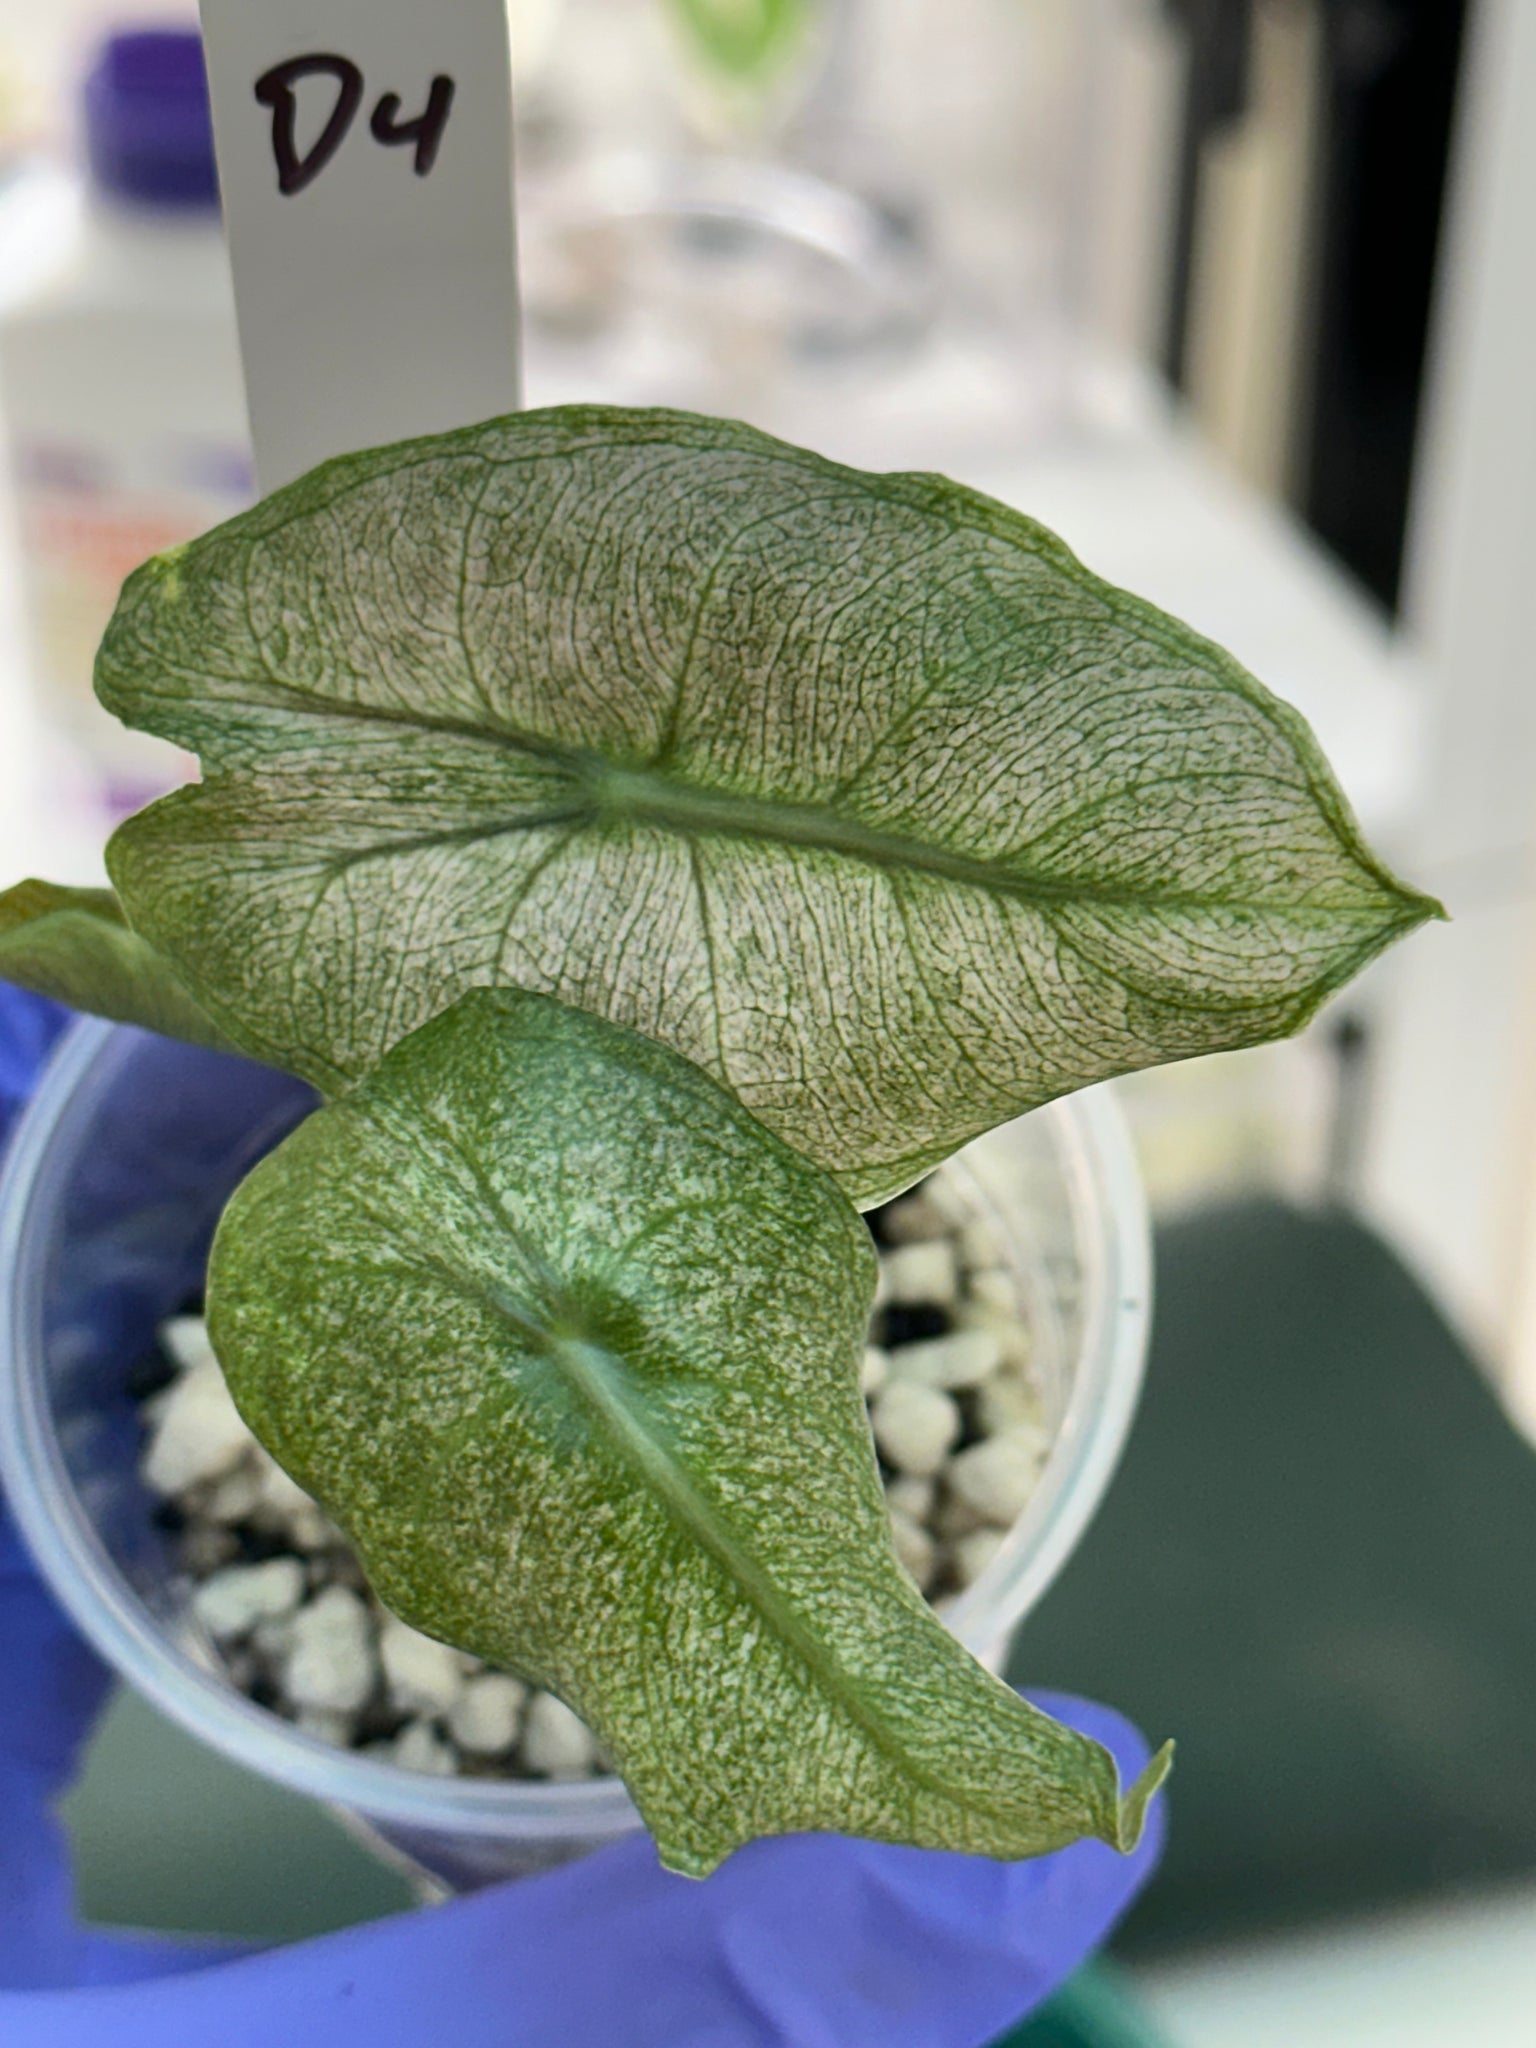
left=1358, top=0, right=1536, bottom=1426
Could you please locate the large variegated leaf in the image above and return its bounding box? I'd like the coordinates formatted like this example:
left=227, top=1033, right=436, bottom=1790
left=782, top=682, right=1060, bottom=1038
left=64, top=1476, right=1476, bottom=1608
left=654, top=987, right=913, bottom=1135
left=100, top=406, right=1437, bottom=1205
left=206, top=988, right=1170, bottom=1877
left=0, top=880, right=239, bottom=1052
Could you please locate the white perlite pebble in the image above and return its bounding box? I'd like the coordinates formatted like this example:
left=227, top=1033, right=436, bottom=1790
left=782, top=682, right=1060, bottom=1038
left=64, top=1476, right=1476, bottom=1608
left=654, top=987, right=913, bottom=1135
left=159, top=1314, right=218, bottom=1376
left=394, top=1719, right=458, bottom=1777
left=888, top=1328, right=1001, bottom=1392
left=252, top=1613, right=297, bottom=1663
left=447, top=1674, right=528, bottom=1757
left=888, top=1508, right=935, bottom=1590
left=522, top=1692, right=596, bottom=1779
left=946, top=1429, right=1048, bottom=1528
left=142, top=1357, right=252, bottom=1495
left=284, top=1587, right=377, bottom=1714
left=954, top=1528, right=1008, bottom=1588
left=977, top=1372, right=1046, bottom=1437
left=379, top=1617, right=465, bottom=1717
left=192, top=1557, right=304, bottom=1641
left=886, top=1475, right=934, bottom=1523
left=880, top=1240, right=958, bottom=1307
left=959, top=1302, right=1032, bottom=1372
left=869, top=1382, right=961, bottom=1478
left=966, top=1268, right=1021, bottom=1317
left=958, top=1216, right=1003, bottom=1269
left=880, top=1193, right=950, bottom=1245
left=204, top=1462, right=263, bottom=1525
left=297, top=1709, right=354, bottom=1747
left=860, top=1346, right=890, bottom=1397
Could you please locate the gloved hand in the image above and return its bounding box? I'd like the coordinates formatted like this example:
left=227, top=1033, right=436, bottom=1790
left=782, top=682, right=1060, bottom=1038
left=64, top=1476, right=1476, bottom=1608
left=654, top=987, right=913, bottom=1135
left=0, top=987, right=1164, bottom=2047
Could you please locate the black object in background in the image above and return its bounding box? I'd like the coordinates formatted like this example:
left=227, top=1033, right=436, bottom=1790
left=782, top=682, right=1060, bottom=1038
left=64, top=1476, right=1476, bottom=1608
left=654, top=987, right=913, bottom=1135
left=1161, top=0, right=1469, bottom=614
left=1009, top=1199, right=1536, bottom=1956
left=1300, top=0, right=1468, bottom=610
left=1159, top=0, right=1259, bottom=395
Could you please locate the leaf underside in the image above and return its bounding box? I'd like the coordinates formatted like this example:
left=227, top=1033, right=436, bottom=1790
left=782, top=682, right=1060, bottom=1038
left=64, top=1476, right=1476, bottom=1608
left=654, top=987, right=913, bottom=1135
left=98, top=406, right=1439, bottom=1207
left=0, top=880, right=240, bottom=1053
left=206, top=988, right=1169, bottom=1877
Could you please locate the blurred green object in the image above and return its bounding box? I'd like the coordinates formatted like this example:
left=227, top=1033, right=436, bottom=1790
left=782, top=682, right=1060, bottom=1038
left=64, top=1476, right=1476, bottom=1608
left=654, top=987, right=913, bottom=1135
left=63, top=1689, right=415, bottom=1944
left=663, top=0, right=813, bottom=82
left=992, top=1965, right=1173, bottom=2048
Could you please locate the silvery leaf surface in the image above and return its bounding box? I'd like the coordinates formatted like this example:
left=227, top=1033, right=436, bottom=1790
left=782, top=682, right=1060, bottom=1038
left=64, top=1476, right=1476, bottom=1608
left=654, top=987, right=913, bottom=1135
left=0, top=880, right=239, bottom=1051
left=206, top=987, right=1170, bottom=1877
left=101, top=406, right=1437, bottom=1204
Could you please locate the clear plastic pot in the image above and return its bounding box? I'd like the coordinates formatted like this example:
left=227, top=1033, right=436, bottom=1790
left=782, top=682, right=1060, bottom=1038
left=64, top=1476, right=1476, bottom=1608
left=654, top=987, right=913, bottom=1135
left=0, top=1020, right=1150, bottom=1891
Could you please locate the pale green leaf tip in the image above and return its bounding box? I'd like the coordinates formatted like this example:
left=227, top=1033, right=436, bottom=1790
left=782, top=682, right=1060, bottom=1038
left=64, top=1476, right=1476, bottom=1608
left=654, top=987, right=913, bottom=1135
left=1115, top=1739, right=1175, bottom=1854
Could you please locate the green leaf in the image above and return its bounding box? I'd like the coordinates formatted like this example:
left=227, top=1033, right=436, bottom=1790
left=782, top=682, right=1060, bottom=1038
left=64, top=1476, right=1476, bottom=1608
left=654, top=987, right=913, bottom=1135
left=664, top=0, right=812, bottom=82
left=100, top=406, right=1440, bottom=1206
left=0, top=879, right=241, bottom=1052
left=206, top=986, right=1170, bottom=1876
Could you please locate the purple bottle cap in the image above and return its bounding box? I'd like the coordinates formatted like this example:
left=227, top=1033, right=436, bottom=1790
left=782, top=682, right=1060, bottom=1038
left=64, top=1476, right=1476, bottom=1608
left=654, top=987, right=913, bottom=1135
left=83, top=29, right=220, bottom=211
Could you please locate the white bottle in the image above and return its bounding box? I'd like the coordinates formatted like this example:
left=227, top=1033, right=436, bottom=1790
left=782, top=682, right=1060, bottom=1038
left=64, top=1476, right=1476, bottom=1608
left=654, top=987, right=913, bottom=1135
left=0, top=29, right=252, bottom=816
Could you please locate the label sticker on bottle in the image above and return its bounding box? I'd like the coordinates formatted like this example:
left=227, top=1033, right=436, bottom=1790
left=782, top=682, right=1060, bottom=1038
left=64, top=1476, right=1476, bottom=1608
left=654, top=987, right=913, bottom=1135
left=198, top=0, right=522, bottom=492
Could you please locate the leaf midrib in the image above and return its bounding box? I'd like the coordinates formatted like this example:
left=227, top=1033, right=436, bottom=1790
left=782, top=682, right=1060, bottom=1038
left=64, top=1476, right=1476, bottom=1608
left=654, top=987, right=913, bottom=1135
left=544, top=1328, right=1045, bottom=1825
left=377, top=1208, right=1045, bottom=1826
left=218, top=680, right=1403, bottom=922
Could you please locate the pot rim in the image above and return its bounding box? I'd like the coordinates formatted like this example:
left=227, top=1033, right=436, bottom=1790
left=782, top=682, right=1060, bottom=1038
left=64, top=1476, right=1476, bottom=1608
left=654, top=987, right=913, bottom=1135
left=0, top=1018, right=1150, bottom=1842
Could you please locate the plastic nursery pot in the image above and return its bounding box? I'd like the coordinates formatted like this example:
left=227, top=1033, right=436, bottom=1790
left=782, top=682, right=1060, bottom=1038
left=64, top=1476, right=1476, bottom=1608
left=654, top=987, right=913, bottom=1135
left=0, top=1021, right=1151, bottom=1893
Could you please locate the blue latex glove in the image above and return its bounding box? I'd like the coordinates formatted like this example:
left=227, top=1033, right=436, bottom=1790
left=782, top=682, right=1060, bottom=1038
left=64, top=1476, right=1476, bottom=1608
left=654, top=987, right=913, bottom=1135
left=0, top=989, right=1165, bottom=2046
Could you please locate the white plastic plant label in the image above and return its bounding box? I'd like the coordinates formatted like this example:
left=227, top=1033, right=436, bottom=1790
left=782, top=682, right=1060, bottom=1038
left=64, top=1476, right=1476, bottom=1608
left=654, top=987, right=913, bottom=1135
left=198, top=0, right=522, bottom=492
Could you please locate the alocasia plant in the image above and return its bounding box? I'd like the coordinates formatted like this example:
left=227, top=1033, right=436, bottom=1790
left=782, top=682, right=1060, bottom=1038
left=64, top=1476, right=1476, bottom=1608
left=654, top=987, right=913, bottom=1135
left=0, top=405, right=1438, bottom=1876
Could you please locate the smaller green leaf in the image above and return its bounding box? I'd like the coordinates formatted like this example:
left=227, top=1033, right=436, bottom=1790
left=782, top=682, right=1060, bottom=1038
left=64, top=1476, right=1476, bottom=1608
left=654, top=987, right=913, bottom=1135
left=664, top=0, right=812, bottom=82
left=0, top=880, right=241, bottom=1052
left=207, top=987, right=1169, bottom=1876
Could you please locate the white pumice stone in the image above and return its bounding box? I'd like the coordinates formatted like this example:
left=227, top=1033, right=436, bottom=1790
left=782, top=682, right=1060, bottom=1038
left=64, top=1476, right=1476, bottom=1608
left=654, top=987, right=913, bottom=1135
left=252, top=1613, right=298, bottom=1664
left=887, top=1328, right=1002, bottom=1391
left=935, top=1491, right=990, bottom=1541
left=958, top=1302, right=1032, bottom=1372
left=284, top=1586, right=377, bottom=1714
left=886, top=1475, right=935, bottom=1523
left=881, top=1240, right=958, bottom=1307
left=860, top=1346, right=890, bottom=1396
left=191, top=1557, right=305, bottom=1641
left=394, top=1719, right=458, bottom=1777
left=159, top=1314, right=219, bottom=1376
left=966, top=1267, right=1020, bottom=1316
left=880, top=1193, right=950, bottom=1245
left=872, top=1259, right=892, bottom=1310
left=204, top=1462, right=263, bottom=1525
left=958, top=1217, right=1004, bottom=1269
left=954, top=1528, right=1008, bottom=1588
left=522, top=1691, right=597, bottom=1779
left=447, top=1674, right=528, bottom=1757
left=888, top=1508, right=936, bottom=1590
left=142, top=1357, right=252, bottom=1495
left=297, top=1709, right=354, bottom=1747
left=870, top=1382, right=961, bottom=1478
left=946, top=1429, right=1048, bottom=1528
left=379, top=1617, right=465, bottom=1717
left=977, top=1372, right=1047, bottom=1437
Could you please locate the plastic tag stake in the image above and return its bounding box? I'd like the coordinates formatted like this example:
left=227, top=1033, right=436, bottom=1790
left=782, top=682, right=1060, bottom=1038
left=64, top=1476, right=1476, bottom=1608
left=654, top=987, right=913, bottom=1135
left=198, top=0, right=522, bottom=492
